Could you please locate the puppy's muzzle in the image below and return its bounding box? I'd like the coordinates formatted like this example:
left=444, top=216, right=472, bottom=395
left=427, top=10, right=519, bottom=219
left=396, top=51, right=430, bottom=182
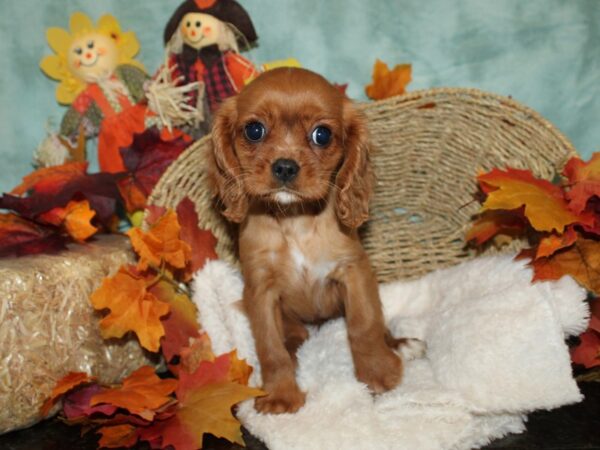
left=272, top=158, right=300, bottom=184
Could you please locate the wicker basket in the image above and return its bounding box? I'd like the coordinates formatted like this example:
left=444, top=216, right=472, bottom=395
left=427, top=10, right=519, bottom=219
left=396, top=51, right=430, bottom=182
left=147, top=88, right=577, bottom=283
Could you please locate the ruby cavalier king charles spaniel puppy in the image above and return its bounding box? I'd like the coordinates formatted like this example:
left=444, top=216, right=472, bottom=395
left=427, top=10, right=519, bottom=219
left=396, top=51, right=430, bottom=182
left=208, top=67, right=425, bottom=414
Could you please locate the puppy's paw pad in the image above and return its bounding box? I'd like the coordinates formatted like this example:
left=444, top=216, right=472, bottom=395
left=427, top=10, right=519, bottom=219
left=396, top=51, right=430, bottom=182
left=396, top=338, right=427, bottom=361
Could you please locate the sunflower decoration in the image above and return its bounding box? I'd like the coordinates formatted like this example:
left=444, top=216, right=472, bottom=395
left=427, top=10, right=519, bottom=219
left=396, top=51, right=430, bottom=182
left=40, top=12, right=145, bottom=105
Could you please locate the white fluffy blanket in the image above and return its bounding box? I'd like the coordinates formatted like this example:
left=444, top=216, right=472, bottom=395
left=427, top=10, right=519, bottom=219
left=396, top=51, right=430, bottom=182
left=192, top=254, right=589, bottom=450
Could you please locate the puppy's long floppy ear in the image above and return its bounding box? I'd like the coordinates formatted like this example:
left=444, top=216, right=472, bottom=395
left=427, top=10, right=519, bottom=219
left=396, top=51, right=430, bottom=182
left=335, top=100, right=374, bottom=229
left=209, top=97, right=248, bottom=223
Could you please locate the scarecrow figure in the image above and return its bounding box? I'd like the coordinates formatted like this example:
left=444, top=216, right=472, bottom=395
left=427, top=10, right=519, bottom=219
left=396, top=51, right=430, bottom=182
left=163, top=0, right=260, bottom=118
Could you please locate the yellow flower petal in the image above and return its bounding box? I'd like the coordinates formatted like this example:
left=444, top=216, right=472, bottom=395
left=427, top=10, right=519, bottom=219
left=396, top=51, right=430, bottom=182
left=40, top=55, right=65, bottom=80
left=70, top=11, right=94, bottom=35
left=46, top=27, right=71, bottom=56
left=118, top=31, right=141, bottom=62
left=56, top=81, right=79, bottom=105
left=97, top=14, right=121, bottom=35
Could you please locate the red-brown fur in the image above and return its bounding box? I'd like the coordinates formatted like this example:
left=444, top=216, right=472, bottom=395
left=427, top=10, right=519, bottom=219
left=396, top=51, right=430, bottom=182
left=208, top=67, right=411, bottom=414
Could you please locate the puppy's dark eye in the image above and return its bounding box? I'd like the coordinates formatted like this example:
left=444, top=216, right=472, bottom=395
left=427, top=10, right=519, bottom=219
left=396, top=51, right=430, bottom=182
left=244, top=122, right=266, bottom=142
left=74, top=47, right=83, bottom=55
left=311, top=126, right=332, bottom=147
left=87, top=40, right=94, bottom=49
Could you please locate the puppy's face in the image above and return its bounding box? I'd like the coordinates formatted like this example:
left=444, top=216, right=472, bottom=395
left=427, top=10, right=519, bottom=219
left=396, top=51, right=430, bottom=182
left=211, top=68, right=372, bottom=227
left=231, top=69, right=347, bottom=204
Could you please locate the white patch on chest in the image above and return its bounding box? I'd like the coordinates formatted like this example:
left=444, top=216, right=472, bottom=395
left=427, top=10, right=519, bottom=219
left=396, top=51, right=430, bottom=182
left=290, top=244, right=336, bottom=282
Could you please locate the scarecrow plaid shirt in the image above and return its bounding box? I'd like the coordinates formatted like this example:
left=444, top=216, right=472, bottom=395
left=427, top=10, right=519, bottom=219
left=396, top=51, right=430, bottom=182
left=169, top=51, right=238, bottom=113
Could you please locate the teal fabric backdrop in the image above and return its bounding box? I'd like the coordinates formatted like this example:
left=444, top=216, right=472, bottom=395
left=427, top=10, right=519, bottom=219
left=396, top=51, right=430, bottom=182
left=0, top=0, right=598, bottom=193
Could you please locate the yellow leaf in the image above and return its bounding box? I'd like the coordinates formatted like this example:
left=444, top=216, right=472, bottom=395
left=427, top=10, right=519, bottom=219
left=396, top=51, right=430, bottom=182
left=178, top=382, right=264, bottom=446
left=479, top=168, right=580, bottom=233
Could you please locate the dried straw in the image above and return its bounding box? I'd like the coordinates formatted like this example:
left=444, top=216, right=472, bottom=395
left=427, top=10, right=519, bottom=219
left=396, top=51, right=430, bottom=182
left=146, top=88, right=577, bottom=282
left=0, top=235, right=156, bottom=434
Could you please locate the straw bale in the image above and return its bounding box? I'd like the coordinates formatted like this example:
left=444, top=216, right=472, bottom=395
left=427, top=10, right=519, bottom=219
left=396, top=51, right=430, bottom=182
left=0, top=235, right=156, bottom=434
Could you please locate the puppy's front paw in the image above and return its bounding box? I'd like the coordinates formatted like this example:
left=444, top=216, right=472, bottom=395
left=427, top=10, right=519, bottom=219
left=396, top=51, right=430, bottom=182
left=395, top=338, right=427, bottom=361
left=255, top=382, right=306, bottom=414
left=355, top=347, right=403, bottom=394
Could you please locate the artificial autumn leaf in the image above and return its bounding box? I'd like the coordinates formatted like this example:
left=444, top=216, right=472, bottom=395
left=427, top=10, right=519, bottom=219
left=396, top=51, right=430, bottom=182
left=133, top=353, right=260, bottom=448
left=40, top=372, right=95, bottom=417
left=227, top=350, right=253, bottom=386
left=10, top=161, right=88, bottom=196
left=563, top=153, right=600, bottom=215
left=62, top=200, right=98, bottom=241
left=62, top=384, right=117, bottom=420
left=140, top=380, right=264, bottom=449
left=176, top=197, right=219, bottom=279
left=118, top=128, right=190, bottom=213
left=173, top=382, right=264, bottom=447
left=180, top=333, right=215, bottom=374
left=1, top=171, right=124, bottom=225
left=466, top=208, right=527, bottom=245
left=365, top=59, right=412, bottom=100
left=149, top=279, right=201, bottom=362
left=127, top=210, right=192, bottom=272
left=0, top=213, right=67, bottom=257
left=589, top=298, right=600, bottom=333
left=97, top=424, right=139, bottom=448
left=570, top=330, right=600, bottom=369
left=177, top=354, right=232, bottom=402
left=536, top=226, right=577, bottom=259
left=533, top=238, right=600, bottom=295
left=39, top=200, right=98, bottom=242
left=91, top=366, right=178, bottom=421
left=478, top=168, right=581, bottom=233
left=91, top=266, right=170, bottom=352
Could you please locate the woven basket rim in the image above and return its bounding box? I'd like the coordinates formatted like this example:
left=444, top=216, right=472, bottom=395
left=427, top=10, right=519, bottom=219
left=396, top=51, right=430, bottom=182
left=359, top=86, right=577, bottom=157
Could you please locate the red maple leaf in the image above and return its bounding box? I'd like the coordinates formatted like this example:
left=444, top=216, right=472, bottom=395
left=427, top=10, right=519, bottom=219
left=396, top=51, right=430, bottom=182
left=118, top=128, right=190, bottom=212
left=176, top=197, right=219, bottom=279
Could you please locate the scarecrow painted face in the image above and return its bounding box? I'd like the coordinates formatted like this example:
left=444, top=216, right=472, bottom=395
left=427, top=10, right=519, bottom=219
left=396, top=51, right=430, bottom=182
left=67, top=33, right=119, bottom=83
left=180, top=12, right=223, bottom=49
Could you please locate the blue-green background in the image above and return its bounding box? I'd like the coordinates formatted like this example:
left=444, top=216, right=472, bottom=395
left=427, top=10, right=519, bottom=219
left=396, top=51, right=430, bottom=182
left=0, top=0, right=598, bottom=193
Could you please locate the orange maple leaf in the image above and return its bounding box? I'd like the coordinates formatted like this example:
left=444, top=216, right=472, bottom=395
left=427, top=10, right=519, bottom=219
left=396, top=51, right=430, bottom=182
left=563, top=154, right=600, bottom=214
left=180, top=333, right=215, bottom=374
left=137, top=353, right=261, bottom=448
left=535, top=226, right=577, bottom=259
left=176, top=197, right=219, bottom=280
left=97, top=424, right=139, bottom=449
left=10, top=161, right=88, bottom=196
left=149, top=280, right=201, bottom=363
left=39, top=200, right=98, bottom=241
left=91, top=366, right=178, bottom=421
left=127, top=210, right=192, bottom=272
left=533, top=237, right=600, bottom=294
left=466, top=209, right=526, bottom=245
left=40, top=372, right=95, bottom=417
left=365, top=59, right=412, bottom=100
left=90, top=266, right=170, bottom=352
left=478, top=168, right=581, bottom=233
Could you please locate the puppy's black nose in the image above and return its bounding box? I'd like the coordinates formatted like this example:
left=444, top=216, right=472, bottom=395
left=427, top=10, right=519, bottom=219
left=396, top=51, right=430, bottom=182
left=271, top=158, right=300, bottom=183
